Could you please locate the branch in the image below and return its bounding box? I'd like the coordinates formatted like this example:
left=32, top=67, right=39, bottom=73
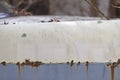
left=24, top=0, right=38, bottom=10
left=14, top=0, right=25, bottom=9
left=85, top=0, right=110, bottom=20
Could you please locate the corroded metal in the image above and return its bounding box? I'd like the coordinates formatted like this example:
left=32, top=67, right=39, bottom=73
left=106, top=59, right=120, bottom=80
left=0, top=17, right=120, bottom=80
left=0, top=59, right=120, bottom=80
left=16, top=59, right=43, bottom=67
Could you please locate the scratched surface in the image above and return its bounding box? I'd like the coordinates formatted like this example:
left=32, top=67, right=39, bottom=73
left=0, top=63, right=120, bottom=80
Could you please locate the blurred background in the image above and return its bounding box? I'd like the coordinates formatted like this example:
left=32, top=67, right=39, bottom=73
left=0, top=0, right=120, bottom=18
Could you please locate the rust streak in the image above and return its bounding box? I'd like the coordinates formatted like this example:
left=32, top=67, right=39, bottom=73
left=110, top=65, right=114, bottom=80
left=109, top=59, right=120, bottom=80
left=106, top=60, right=120, bottom=80
left=70, top=60, right=74, bottom=67
left=110, top=62, right=116, bottom=80
left=86, top=61, right=89, bottom=80
left=106, top=63, right=115, bottom=80
left=16, top=62, right=21, bottom=80
left=15, top=59, right=43, bottom=80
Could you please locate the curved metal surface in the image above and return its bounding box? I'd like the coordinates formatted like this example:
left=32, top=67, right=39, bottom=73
left=0, top=19, right=120, bottom=63
left=0, top=17, right=120, bottom=80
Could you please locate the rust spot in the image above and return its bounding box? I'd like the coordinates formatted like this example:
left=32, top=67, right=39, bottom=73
left=16, top=62, right=20, bottom=66
left=77, top=62, right=80, bottom=66
left=1, top=61, right=6, bottom=66
left=21, top=62, right=25, bottom=67
left=20, top=59, right=43, bottom=67
left=77, top=62, right=80, bottom=68
left=106, top=63, right=111, bottom=67
left=116, top=59, right=120, bottom=67
left=31, top=61, right=42, bottom=67
left=70, top=60, right=74, bottom=67
left=86, top=61, right=89, bottom=69
left=108, top=59, right=120, bottom=68
left=24, top=59, right=31, bottom=65
left=66, top=61, right=69, bottom=64
left=113, top=62, right=117, bottom=67
left=76, top=62, right=80, bottom=69
left=21, top=59, right=31, bottom=66
left=86, top=61, right=89, bottom=80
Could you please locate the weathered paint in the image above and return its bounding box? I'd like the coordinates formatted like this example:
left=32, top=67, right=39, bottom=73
left=106, top=59, right=120, bottom=80
left=0, top=17, right=120, bottom=63
left=0, top=62, right=120, bottom=80
left=0, top=17, right=120, bottom=79
left=0, top=59, right=119, bottom=80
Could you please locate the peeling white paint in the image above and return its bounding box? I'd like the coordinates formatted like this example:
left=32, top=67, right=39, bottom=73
left=0, top=19, right=120, bottom=63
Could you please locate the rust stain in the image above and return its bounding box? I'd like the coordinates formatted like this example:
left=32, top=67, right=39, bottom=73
left=1, top=61, right=6, bottom=66
left=70, top=60, right=74, bottom=67
left=106, top=59, right=120, bottom=80
left=106, top=63, right=111, bottom=67
left=110, top=59, right=120, bottom=80
left=116, top=59, right=120, bottom=67
left=85, top=61, right=89, bottom=80
left=15, top=59, right=43, bottom=80
left=106, top=63, right=115, bottom=80
left=21, top=59, right=43, bottom=67
left=16, top=62, right=21, bottom=80
left=110, top=63, right=115, bottom=80
left=1, top=58, right=120, bottom=80
left=66, top=61, right=69, bottom=64
left=77, top=62, right=80, bottom=66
